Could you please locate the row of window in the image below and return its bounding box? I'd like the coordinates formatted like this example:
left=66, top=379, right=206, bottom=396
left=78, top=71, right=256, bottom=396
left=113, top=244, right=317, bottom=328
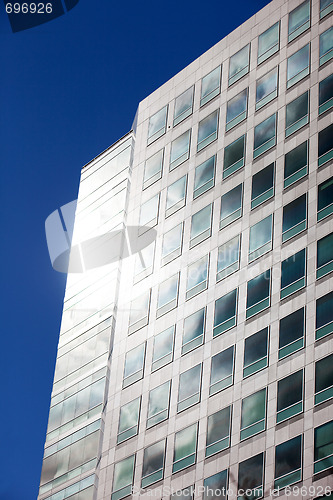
left=111, top=419, right=333, bottom=500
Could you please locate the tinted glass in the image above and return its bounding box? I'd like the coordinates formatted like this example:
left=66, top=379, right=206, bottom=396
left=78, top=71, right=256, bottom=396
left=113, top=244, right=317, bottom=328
left=315, top=354, right=333, bottom=393
left=113, top=455, right=135, bottom=492
left=124, top=344, right=145, bottom=379
left=320, top=27, right=333, bottom=57
left=173, top=423, right=197, bottom=462
left=166, top=175, right=187, bottom=210
left=142, top=439, right=165, bottom=479
left=287, top=44, right=309, bottom=81
left=224, top=135, right=245, bottom=170
left=318, top=124, right=333, bottom=158
left=197, top=110, right=218, bottom=148
left=286, top=91, right=308, bottom=128
left=207, top=406, right=231, bottom=446
left=229, top=45, right=250, bottom=82
left=221, top=184, right=243, bottom=220
left=194, top=156, right=216, bottom=196
left=285, top=141, right=307, bottom=179
left=244, top=328, right=268, bottom=367
left=254, top=114, right=276, bottom=150
left=178, top=364, right=201, bottom=405
left=214, top=289, right=237, bottom=326
left=277, top=370, right=303, bottom=411
left=281, top=248, right=306, bottom=289
left=226, top=89, right=247, bottom=124
left=282, top=194, right=306, bottom=233
left=148, top=106, right=167, bottom=141
left=203, top=470, right=228, bottom=500
left=147, top=381, right=170, bottom=425
left=174, top=87, right=194, bottom=124
left=256, top=68, right=278, bottom=104
left=316, top=292, right=333, bottom=329
left=157, top=274, right=179, bottom=309
left=201, top=66, right=221, bottom=104
left=144, top=149, right=163, bottom=186
left=162, top=223, right=183, bottom=258
left=170, top=131, right=190, bottom=166
left=118, top=397, right=140, bottom=440
left=238, top=453, right=264, bottom=493
left=275, top=436, right=302, bottom=479
left=319, top=73, right=333, bottom=105
left=186, top=255, right=208, bottom=293
left=249, top=215, right=273, bottom=257
left=241, top=389, right=266, bottom=429
left=279, top=308, right=304, bottom=349
left=252, top=163, right=274, bottom=200
left=288, top=0, right=310, bottom=36
left=217, top=235, right=240, bottom=274
left=246, top=270, right=270, bottom=309
left=314, top=420, right=333, bottom=461
left=317, top=233, right=333, bottom=269
left=211, top=346, right=234, bottom=385
left=152, top=326, right=174, bottom=366
left=258, top=22, right=279, bottom=60
left=190, top=204, right=212, bottom=239
left=318, top=177, right=333, bottom=210
left=183, top=308, right=205, bottom=346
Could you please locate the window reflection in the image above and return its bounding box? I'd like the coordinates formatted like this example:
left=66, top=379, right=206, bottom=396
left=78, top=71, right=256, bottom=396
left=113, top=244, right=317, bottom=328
left=201, top=66, right=221, bottom=106
left=287, top=44, right=309, bottom=88
left=229, top=45, right=250, bottom=85
left=258, top=22, right=279, bottom=64
left=197, top=110, right=219, bottom=151
left=166, top=175, right=187, bottom=216
left=174, top=87, right=194, bottom=126
left=148, top=106, right=167, bottom=145
left=226, top=89, right=247, bottom=130
left=170, top=130, right=191, bottom=170
left=256, top=68, right=278, bottom=110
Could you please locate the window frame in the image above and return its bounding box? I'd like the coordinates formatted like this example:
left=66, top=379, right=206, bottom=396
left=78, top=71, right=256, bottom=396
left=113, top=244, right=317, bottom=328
left=166, top=174, right=187, bottom=218
left=143, top=149, right=164, bottom=189
left=274, top=435, right=302, bottom=490
left=279, top=308, right=305, bottom=360
left=172, top=423, right=198, bottom=473
left=197, top=109, right=219, bottom=152
left=223, top=134, right=246, bottom=179
left=139, top=193, right=160, bottom=230
left=111, top=454, right=136, bottom=500
left=258, top=22, right=280, bottom=65
left=285, top=91, right=309, bottom=138
left=200, top=66, right=222, bottom=106
left=210, top=345, right=235, bottom=396
left=206, top=405, right=232, bottom=457
left=248, top=214, right=273, bottom=262
left=251, top=163, right=275, bottom=209
left=156, top=272, right=180, bottom=318
left=123, top=342, right=146, bottom=388
left=288, top=0, right=310, bottom=42
left=317, top=233, right=333, bottom=279
left=319, top=27, right=333, bottom=66
left=318, top=124, right=333, bottom=167
left=317, top=177, right=333, bottom=221
left=320, top=0, right=333, bottom=18
left=255, top=66, right=278, bottom=111
left=217, top=234, right=241, bottom=281
left=315, top=353, right=333, bottom=405
left=161, top=222, right=183, bottom=266
left=170, top=130, right=191, bottom=171
left=243, top=327, right=269, bottom=378
left=177, top=363, right=202, bottom=412
left=193, top=155, right=216, bottom=199
left=276, top=369, right=304, bottom=424
left=253, top=113, right=277, bottom=159
left=287, top=43, right=310, bottom=89
left=186, top=254, right=209, bottom=300
left=282, top=194, right=307, bottom=242
left=220, top=183, right=243, bottom=229
left=226, top=88, right=248, bottom=131
left=152, top=326, right=175, bottom=372
left=240, top=388, right=267, bottom=441
left=316, top=291, right=333, bottom=341
left=182, top=307, right=205, bottom=355
left=280, top=248, right=307, bottom=299
left=117, top=396, right=141, bottom=444
left=314, top=420, right=333, bottom=475
left=229, top=44, right=250, bottom=86
left=238, top=453, right=265, bottom=500
left=246, top=269, right=271, bottom=319
left=147, top=106, right=168, bottom=145
left=203, top=470, right=228, bottom=500
left=128, top=289, right=151, bottom=335
left=141, top=439, right=166, bottom=488
left=147, top=380, right=171, bottom=428
left=284, top=141, right=308, bottom=188
left=213, top=288, right=238, bottom=336
left=319, top=73, right=333, bottom=115
left=190, top=203, right=213, bottom=248
left=174, top=86, right=194, bottom=126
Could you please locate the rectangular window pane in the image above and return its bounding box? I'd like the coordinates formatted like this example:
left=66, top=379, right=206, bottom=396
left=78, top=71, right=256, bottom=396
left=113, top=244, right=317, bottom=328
left=314, top=420, right=333, bottom=474
left=194, top=155, right=216, bottom=199
left=318, top=124, right=333, bottom=166
left=178, top=364, right=202, bottom=412
left=147, top=381, right=171, bottom=428
left=186, top=254, right=209, bottom=300
left=319, top=73, right=333, bottom=114
left=279, top=308, right=305, bottom=359
left=152, top=326, right=175, bottom=372
left=285, top=91, right=309, bottom=137
left=220, top=184, right=243, bottom=229
left=182, top=307, right=205, bottom=355
left=170, top=130, right=191, bottom=171
left=143, top=149, right=164, bottom=189
left=246, top=269, right=271, bottom=319
left=287, top=44, right=309, bottom=88
left=139, top=193, right=159, bottom=228
left=134, top=241, right=155, bottom=282
left=315, top=354, right=333, bottom=405
left=117, top=397, right=141, bottom=443
left=274, top=436, right=302, bottom=489
left=162, top=223, right=183, bottom=265
left=320, top=27, right=333, bottom=66
left=317, top=233, right=333, bottom=279
left=288, top=0, right=310, bottom=42
left=174, top=86, right=194, bottom=126
left=203, top=470, right=228, bottom=500
left=210, top=345, right=234, bottom=395
left=166, top=175, right=187, bottom=217
left=282, top=194, right=306, bottom=242
left=123, top=343, right=146, bottom=388
left=318, top=177, right=333, bottom=221
left=243, top=327, right=268, bottom=378
left=253, top=113, right=276, bottom=159
left=256, top=67, right=278, bottom=110
left=112, top=455, right=135, bottom=500
left=249, top=214, right=273, bottom=262
left=223, top=134, right=245, bottom=178
left=320, top=0, right=333, bottom=18
left=197, top=110, right=219, bottom=152
left=148, top=106, right=167, bottom=145
left=214, top=288, right=237, bottom=336
left=217, top=234, right=240, bottom=281
left=206, top=406, right=231, bottom=457
left=238, top=453, right=264, bottom=500
left=240, top=388, right=266, bottom=441
left=280, top=248, right=306, bottom=299
left=229, top=44, right=250, bottom=86
left=284, top=141, right=308, bottom=188
left=141, top=439, right=165, bottom=488
left=258, top=22, right=279, bottom=64
left=226, top=89, right=248, bottom=131
left=157, top=273, right=179, bottom=318
left=316, top=292, right=333, bottom=340
left=251, top=163, right=274, bottom=209
left=201, top=66, right=221, bottom=106
left=190, top=203, right=212, bottom=248
left=173, top=423, right=198, bottom=473
left=277, top=370, right=303, bottom=423
left=128, top=290, right=151, bottom=334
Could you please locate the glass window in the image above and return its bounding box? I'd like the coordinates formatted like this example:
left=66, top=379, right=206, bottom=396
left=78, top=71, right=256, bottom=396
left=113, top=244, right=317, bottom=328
left=279, top=308, right=305, bottom=359
left=210, top=345, right=234, bottom=395
left=206, top=406, right=231, bottom=457
left=319, top=73, right=333, bottom=115
left=171, top=486, right=194, bottom=500
left=134, top=241, right=155, bottom=282
left=152, top=326, right=175, bottom=372
left=238, top=453, right=264, bottom=500
left=316, top=292, right=333, bottom=340
left=320, top=0, right=333, bottom=18
left=139, top=193, right=159, bottom=228
left=156, top=273, right=179, bottom=318
left=193, top=155, right=216, bottom=199
left=229, top=44, right=250, bottom=86
left=240, top=388, right=267, bottom=441
left=182, top=307, right=205, bottom=355
left=256, top=67, right=278, bottom=110
left=320, top=27, right=333, bottom=66
left=172, top=423, right=198, bottom=473
left=170, top=130, right=191, bottom=171
left=141, top=439, right=165, bottom=488
left=318, top=177, right=333, bottom=221
left=277, top=370, right=304, bottom=424
left=147, top=106, right=167, bottom=145
left=143, top=149, right=164, bottom=189
left=147, top=381, right=171, bottom=428
left=285, top=91, right=309, bottom=137
left=190, top=203, right=212, bottom=248
left=220, top=184, right=243, bottom=229
left=166, top=175, right=187, bottom=217
left=213, top=288, right=237, bottom=336
left=128, top=290, right=151, bottom=334
left=251, top=163, right=274, bottom=209
left=317, top=233, right=333, bottom=279
left=253, top=113, right=276, bottom=159
left=117, top=397, right=141, bottom=443
left=280, top=248, right=306, bottom=299
left=314, top=420, right=333, bottom=474
left=282, top=194, right=307, bottom=242
left=201, top=66, right=222, bottom=106
left=284, top=141, right=308, bottom=188
left=161, top=223, right=183, bottom=265
left=123, top=343, right=146, bottom=388
left=111, top=454, right=135, bottom=500
left=197, top=110, right=219, bottom=152
left=258, top=22, right=279, bottom=64
left=223, top=134, right=246, bottom=178
left=315, top=354, right=333, bottom=405
left=274, top=436, right=302, bottom=489
left=186, top=254, right=209, bottom=300
left=246, top=269, right=271, bottom=319
left=226, top=89, right=248, bottom=131
left=217, top=234, right=240, bottom=281
left=288, top=0, right=310, bottom=42
left=243, top=327, right=268, bottom=378
left=203, top=470, right=228, bottom=500
left=178, top=364, right=202, bottom=412
left=249, top=214, right=273, bottom=262
left=287, top=44, right=310, bottom=88
left=174, top=86, right=194, bottom=126
left=318, top=124, right=333, bottom=166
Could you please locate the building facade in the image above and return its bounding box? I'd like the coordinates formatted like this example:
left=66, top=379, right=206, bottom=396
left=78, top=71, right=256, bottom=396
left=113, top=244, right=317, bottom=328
left=39, top=0, right=333, bottom=499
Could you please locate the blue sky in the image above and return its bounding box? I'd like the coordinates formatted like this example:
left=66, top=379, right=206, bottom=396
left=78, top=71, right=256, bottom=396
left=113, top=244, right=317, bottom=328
left=0, top=1, right=270, bottom=498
